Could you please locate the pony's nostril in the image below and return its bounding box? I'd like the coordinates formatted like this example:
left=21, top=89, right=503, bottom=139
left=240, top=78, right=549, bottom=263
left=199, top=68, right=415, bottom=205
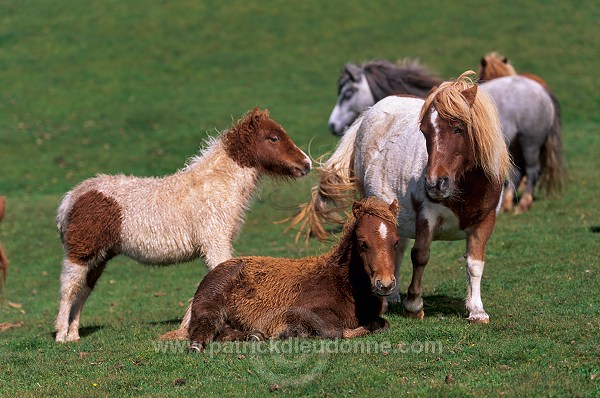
left=375, top=279, right=383, bottom=290
left=438, top=176, right=449, bottom=190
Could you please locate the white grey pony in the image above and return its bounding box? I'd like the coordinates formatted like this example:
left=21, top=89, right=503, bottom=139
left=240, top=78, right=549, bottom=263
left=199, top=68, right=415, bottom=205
left=328, top=63, right=563, bottom=212
left=328, top=59, right=442, bottom=136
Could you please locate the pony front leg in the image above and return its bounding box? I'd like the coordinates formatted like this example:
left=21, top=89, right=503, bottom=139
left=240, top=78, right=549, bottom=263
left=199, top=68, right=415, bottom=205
left=403, top=216, right=433, bottom=319
left=386, top=237, right=409, bottom=305
left=464, top=216, right=496, bottom=323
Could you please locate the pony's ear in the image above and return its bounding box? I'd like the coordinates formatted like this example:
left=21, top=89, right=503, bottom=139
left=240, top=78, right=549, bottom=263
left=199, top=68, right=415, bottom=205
left=388, top=199, right=399, bottom=216
left=461, top=85, right=478, bottom=107
left=428, top=86, right=438, bottom=96
left=502, top=57, right=508, bottom=64
left=250, top=106, right=264, bottom=126
left=352, top=200, right=364, bottom=218
left=480, top=57, right=487, bottom=67
left=345, top=64, right=362, bottom=82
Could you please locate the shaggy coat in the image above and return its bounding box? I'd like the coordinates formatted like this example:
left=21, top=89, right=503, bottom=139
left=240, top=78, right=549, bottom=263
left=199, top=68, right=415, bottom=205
left=188, top=197, right=400, bottom=351
left=55, top=107, right=311, bottom=342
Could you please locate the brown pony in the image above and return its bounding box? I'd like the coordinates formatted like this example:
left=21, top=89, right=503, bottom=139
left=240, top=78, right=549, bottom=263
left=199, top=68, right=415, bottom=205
left=55, top=107, right=311, bottom=342
left=188, top=197, right=399, bottom=352
left=0, top=196, right=7, bottom=293
left=478, top=51, right=549, bottom=88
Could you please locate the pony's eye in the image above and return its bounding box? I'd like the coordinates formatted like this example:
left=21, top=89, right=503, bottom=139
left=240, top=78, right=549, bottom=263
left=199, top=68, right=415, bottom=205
left=453, top=127, right=463, bottom=135
left=360, top=241, right=369, bottom=250
left=268, top=136, right=280, bottom=143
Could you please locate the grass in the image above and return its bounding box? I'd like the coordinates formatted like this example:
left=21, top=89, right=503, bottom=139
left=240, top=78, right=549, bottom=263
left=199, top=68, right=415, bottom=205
left=0, top=0, right=599, bottom=396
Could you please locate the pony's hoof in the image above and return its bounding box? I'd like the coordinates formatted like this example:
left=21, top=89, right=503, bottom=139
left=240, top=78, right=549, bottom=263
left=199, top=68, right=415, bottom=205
left=403, top=308, right=425, bottom=320
left=56, top=332, right=80, bottom=343
left=468, top=313, right=490, bottom=324
left=247, top=331, right=264, bottom=342
left=188, top=342, right=204, bottom=354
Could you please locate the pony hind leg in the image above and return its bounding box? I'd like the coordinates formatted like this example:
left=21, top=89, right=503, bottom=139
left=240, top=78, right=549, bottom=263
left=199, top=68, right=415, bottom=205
left=515, top=138, right=542, bottom=214
left=215, top=325, right=265, bottom=342
left=279, top=307, right=344, bottom=339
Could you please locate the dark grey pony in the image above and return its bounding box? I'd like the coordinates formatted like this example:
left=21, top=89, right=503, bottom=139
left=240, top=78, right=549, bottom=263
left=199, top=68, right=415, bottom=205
left=327, top=59, right=443, bottom=136
left=327, top=60, right=564, bottom=213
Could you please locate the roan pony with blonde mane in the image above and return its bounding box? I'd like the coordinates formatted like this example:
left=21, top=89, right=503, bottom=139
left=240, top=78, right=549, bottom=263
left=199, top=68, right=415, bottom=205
left=289, top=72, right=510, bottom=323
left=55, top=107, right=311, bottom=342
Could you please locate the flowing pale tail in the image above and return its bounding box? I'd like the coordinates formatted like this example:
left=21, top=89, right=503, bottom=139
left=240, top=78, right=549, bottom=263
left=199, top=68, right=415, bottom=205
left=285, top=118, right=363, bottom=244
left=539, top=92, right=566, bottom=196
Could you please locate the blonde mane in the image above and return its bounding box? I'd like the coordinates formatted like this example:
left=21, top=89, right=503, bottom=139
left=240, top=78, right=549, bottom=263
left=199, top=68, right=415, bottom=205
left=478, top=52, right=517, bottom=80
left=420, top=71, right=511, bottom=183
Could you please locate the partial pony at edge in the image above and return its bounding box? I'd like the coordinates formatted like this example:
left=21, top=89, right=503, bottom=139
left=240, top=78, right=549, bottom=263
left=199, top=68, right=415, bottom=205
left=0, top=196, right=8, bottom=296
left=283, top=117, right=363, bottom=245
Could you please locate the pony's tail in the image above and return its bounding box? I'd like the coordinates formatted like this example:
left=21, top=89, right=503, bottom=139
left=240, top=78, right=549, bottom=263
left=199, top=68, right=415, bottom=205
left=539, top=91, right=566, bottom=196
left=284, top=117, right=363, bottom=244
left=0, top=196, right=8, bottom=295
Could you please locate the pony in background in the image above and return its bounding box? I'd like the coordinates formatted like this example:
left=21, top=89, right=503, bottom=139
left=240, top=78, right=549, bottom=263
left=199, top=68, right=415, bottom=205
left=478, top=52, right=564, bottom=212
left=289, top=72, right=510, bottom=323
left=55, top=107, right=311, bottom=342
left=328, top=59, right=443, bottom=136
left=478, top=51, right=549, bottom=88
left=189, top=197, right=399, bottom=352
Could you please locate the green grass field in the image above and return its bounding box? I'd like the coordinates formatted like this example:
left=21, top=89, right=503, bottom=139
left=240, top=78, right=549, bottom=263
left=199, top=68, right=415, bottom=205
left=1, top=1, right=599, bottom=396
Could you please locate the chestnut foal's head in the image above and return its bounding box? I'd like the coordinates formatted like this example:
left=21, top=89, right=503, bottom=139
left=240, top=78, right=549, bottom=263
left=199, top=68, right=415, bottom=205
left=352, top=198, right=400, bottom=296
left=225, top=107, right=311, bottom=178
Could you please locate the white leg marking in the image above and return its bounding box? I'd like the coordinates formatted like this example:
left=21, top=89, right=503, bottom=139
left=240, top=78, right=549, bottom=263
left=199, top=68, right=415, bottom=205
left=466, top=257, right=489, bottom=322
left=403, top=296, right=424, bottom=313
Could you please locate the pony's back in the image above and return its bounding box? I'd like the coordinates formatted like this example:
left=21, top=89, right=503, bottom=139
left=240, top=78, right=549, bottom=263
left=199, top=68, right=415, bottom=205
left=481, top=76, right=555, bottom=144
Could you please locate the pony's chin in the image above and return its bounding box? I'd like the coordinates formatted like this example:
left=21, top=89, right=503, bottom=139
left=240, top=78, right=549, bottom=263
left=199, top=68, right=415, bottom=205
left=374, top=290, right=393, bottom=297
left=425, top=189, right=452, bottom=201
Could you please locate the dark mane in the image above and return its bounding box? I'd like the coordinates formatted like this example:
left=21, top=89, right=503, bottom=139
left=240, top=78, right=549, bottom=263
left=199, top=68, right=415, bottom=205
left=362, top=59, right=443, bottom=101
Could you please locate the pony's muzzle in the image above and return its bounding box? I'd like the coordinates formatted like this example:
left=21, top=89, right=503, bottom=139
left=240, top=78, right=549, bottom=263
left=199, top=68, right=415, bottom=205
left=425, top=176, right=452, bottom=199
left=293, top=158, right=312, bottom=177
left=375, top=278, right=397, bottom=296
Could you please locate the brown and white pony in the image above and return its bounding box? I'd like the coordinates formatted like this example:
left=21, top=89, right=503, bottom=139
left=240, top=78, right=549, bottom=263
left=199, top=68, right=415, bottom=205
left=0, top=196, right=7, bottom=293
left=478, top=51, right=549, bottom=88
left=288, top=72, right=510, bottom=323
left=55, top=107, right=311, bottom=342
left=188, top=197, right=399, bottom=352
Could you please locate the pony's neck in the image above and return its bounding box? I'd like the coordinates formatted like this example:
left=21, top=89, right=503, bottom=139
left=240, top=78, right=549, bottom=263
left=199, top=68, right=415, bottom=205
left=182, top=138, right=260, bottom=196
left=449, top=165, right=503, bottom=228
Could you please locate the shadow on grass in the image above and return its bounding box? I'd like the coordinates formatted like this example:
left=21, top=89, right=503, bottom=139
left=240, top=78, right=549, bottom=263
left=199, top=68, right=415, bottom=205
left=387, top=294, right=465, bottom=318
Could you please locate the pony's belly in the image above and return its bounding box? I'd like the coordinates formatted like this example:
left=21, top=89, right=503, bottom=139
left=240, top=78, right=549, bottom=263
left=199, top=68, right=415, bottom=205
left=119, top=227, right=200, bottom=265
left=395, top=202, right=466, bottom=241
